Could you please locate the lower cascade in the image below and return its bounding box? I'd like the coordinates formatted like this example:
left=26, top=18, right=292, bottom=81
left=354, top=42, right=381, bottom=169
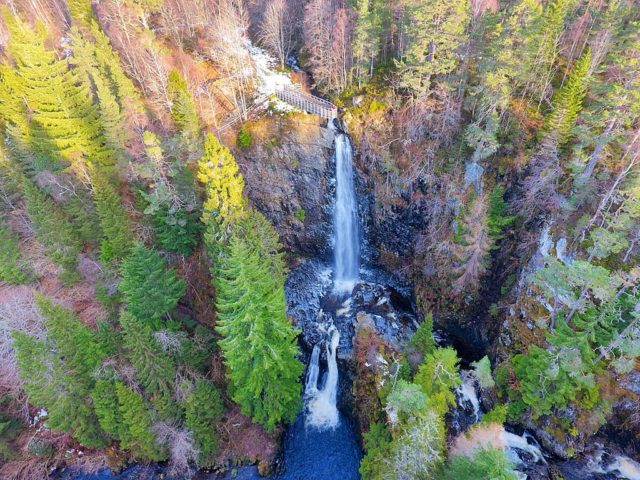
left=305, top=327, right=340, bottom=429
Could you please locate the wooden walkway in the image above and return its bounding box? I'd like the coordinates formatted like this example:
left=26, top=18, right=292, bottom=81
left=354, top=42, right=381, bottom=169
left=215, top=87, right=337, bottom=134
left=275, top=86, right=338, bottom=119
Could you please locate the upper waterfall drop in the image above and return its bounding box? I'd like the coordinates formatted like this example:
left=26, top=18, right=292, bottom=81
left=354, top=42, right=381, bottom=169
left=333, top=131, right=360, bottom=291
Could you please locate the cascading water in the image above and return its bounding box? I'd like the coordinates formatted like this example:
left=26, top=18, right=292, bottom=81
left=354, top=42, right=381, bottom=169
left=305, top=328, right=340, bottom=429
left=333, top=132, right=360, bottom=291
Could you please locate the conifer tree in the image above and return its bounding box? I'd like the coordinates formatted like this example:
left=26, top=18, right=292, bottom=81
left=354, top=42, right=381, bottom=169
left=115, top=382, right=165, bottom=461
left=119, top=245, right=186, bottom=326
left=13, top=295, right=108, bottom=448
left=167, top=69, right=201, bottom=150
left=67, top=0, right=95, bottom=25
left=185, top=379, right=224, bottom=466
left=439, top=447, right=517, bottom=480
left=0, top=219, right=33, bottom=284
left=198, top=133, right=246, bottom=228
left=22, top=180, right=81, bottom=283
left=119, top=311, right=177, bottom=402
left=0, top=11, right=113, bottom=172
left=486, top=185, right=516, bottom=244
left=414, top=347, right=461, bottom=415
left=92, top=379, right=126, bottom=440
left=215, top=213, right=303, bottom=430
left=352, top=0, right=382, bottom=86
left=545, top=49, right=591, bottom=145
left=92, top=175, right=134, bottom=262
left=396, top=0, right=470, bottom=96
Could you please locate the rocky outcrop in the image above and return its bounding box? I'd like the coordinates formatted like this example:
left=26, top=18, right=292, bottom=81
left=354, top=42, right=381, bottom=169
left=235, top=113, right=335, bottom=260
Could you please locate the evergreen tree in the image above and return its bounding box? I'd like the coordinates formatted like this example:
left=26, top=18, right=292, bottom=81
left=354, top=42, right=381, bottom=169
left=115, top=382, right=165, bottom=461
left=215, top=213, right=303, bottom=430
left=352, top=0, right=382, bottom=87
left=22, top=180, right=81, bottom=284
left=167, top=69, right=201, bottom=150
left=396, top=0, right=470, bottom=96
left=544, top=49, right=591, bottom=145
left=359, top=422, right=392, bottom=480
left=92, top=379, right=126, bottom=440
left=185, top=379, right=224, bottom=466
left=414, top=347, right=461, bottom=415
left=119, top=245, right=186, bottom=326
left=0, top=11, right=113, bottom=173
left=13, top=295, right=108, bottom=448
left=198, top=133, right=246, bottom=229
left=92, top=175, right=134, bottom=262
left=0, top=219, right=33, bottom=284
left=486, top=185, right=516, bottom=244
left=119, top=311, right=177, bottom=402
left=407, top=311, right=435, bottom=358
left=439, top=448, right=517, bottom=480
left=152, top=206, right=202, bottom=255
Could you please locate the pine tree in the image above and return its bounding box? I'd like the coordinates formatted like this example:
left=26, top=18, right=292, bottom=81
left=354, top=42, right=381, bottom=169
left=185, top=379, right=224, bottom=466
left=115, top=382, right=166, bottom=461
left=92, top=379, right=126, bottom=440
left=197, top=133, right=246, bottom=228
left=22, top=180, right=81, bottom=284
left=396, top=0, right=470, bottom=96
left=0, top=11, right=113, bottom=173
left=119, top=245, right=186, bottom=326
left=414, top=347, right=461, bottom=415
left=67, top=0, right=95, bottom=25
left=486, top=185, right=516, bottom=243
left=352, top=0, right=382, bottom=86
left=439, top=447, right=517, bottom=480
left=544, top=49, right=591, bottom=145
left=152, top=206, right=202, bottom=255
left=119, top=311, right=177, bottom=402
left=92, top=175, right=134, bottom=262
left=13, top=295, right=108, bottom=448
left=167, top=69, right=201, bottom=150
left=0, top=219, right=33, bottom=284
left=215, top=213, right=303, bottom=430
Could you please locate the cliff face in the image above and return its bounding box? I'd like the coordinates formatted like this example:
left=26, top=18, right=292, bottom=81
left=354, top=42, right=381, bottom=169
left=234, top=114, right=335, bottom=263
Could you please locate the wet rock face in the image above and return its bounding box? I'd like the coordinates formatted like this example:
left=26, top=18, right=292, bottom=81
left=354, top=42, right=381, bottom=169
left=237, top=114, right=335, bottom=260
left=285, top=260, right=417, bottom=360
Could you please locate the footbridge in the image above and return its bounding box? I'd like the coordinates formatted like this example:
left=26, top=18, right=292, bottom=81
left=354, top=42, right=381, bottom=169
left=275, top=86, right=338, bottom=120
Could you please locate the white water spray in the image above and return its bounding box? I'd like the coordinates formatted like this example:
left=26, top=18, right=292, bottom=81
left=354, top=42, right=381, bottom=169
left=333, top=132, right=360, bottom=291
left=456, top=370, right=481, bottom=422
left=306, top=328, right=341, bottom=429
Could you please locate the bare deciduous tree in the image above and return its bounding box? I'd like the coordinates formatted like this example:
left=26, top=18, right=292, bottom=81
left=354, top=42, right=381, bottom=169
left=153, top=421, right=200, bottom=476
left=258, top=0, right=294, bottom=68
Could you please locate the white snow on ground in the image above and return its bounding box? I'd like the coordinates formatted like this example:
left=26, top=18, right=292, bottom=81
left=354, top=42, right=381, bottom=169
left=247, top=43, right=300, bottom=113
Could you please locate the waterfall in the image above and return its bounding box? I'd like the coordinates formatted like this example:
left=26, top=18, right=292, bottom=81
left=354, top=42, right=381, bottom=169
left=306, top=328, right=341, bottom=429
left=304, top=345, right=321, bottom=395
left=333, top=132, right=360, bottom=291
left=456, top=370, right=481, bottom=422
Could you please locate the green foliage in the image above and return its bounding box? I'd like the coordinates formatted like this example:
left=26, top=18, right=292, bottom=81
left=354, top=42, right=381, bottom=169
left=92, top=379, right=126, bottom=440
left=26, top=437, right=54, bottom=457
left=167, top=69, right=201, bottom=149
left=414, top=347, right=461, bottom=415
left=119, top=311, right=177, bottom=401
left=119, top=244, right=186, bottom=327
left=487, top=185, right=515, bottom=243
left=396, top=0, right=470, bottom=96
left=115, top=382, right=165, bottom=461
left=13, top=295, right=108, bottom=448
left=408, top=312, right=436, bottom=357
left=0, top=404, right=21, bottom=461
left=386, top=380, right=428, bottom=422
left=384, top=410, right=446, bottom=479
left=185, top=379, right=224, bottom=466
left=544, top=49, right=591, bottom=145
left=482, top=404, right=508, bottom=425
left=152, top=205, right=202, bottom=255
left=294, top=208, right=306, bottom=223
left=439, top=447, right=517, bottom=480
left=22, top=180, right=81, bottom=283
left=236, top=128, right=253, bottom=149
left=0, top=219, right=33, bottom=283
left=93, top=176, right=134, bottom=262
left=198, top=133, right=246, bottom=231
left=359, top=422, right=392, bottom=480
left=214, top=211, right=303, bottom=430
left=471, top=356, right=495, bottom=390
left=0, top=12, right=113, bottom=173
